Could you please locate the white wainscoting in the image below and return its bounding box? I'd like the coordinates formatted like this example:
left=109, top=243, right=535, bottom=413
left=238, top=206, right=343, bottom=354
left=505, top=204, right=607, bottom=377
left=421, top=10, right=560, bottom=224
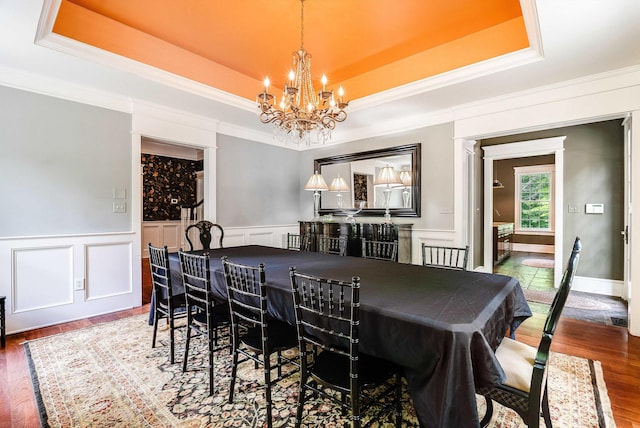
left=142, top=220, right=182, bottom=257
left=0, top=232, right=138, bottom=334
left=412, top=229, right=460, bottom=266
left=141, top=223, right=300, bottom=256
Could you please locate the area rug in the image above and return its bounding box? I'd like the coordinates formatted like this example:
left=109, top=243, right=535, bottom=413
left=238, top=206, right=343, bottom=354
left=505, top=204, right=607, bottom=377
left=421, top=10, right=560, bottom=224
left=24, top=315, right=616, bottom=427
left=522, top=258, right=555, bottom=269
left=524, top=289, right=613, bottom=311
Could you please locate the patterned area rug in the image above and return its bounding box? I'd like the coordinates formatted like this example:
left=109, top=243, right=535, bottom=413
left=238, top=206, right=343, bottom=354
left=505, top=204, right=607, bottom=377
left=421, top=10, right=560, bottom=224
left=522, top=258, right=555, bottom=269
left=24, top=315, right=616, bottom=427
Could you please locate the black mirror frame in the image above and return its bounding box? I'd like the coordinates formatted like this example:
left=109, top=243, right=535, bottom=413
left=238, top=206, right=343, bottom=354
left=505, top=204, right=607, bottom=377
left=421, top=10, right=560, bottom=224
left=315, top=143, right=421, bottom=218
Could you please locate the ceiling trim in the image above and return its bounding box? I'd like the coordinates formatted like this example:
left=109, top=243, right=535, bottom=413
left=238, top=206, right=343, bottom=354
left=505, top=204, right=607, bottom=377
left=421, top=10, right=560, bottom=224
left=36, top=0, right=543, bottom=117
left=350, top=46, right=543, bottom=112
left=0, top=64, right=132, bottom=113
left=519, top=0, right=544, bottom=57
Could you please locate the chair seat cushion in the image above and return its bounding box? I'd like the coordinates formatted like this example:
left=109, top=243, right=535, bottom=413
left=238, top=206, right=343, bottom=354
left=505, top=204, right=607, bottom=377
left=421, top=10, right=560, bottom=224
left=241, top=319, right=298, bottom=353
left=311, top=349, right=398, bottom=390
left=495, top=337, right=537, bottom=392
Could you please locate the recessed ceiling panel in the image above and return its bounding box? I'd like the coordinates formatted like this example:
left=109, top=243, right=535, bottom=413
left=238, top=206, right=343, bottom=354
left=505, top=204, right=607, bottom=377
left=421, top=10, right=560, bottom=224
left=53, top=0, right=528, bottom=101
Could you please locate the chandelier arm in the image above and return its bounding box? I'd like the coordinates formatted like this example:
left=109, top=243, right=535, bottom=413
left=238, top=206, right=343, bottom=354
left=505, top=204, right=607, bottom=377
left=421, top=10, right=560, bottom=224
left=255, top=0, right=348, bottom=146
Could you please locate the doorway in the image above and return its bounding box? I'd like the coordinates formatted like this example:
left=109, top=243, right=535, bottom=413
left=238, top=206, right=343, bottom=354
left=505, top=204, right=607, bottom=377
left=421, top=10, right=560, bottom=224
left=482, top=137, right=565, bottom=287
left=478, top=119, right=627, bottom=299
left=140, top=138, right=205, bottom=304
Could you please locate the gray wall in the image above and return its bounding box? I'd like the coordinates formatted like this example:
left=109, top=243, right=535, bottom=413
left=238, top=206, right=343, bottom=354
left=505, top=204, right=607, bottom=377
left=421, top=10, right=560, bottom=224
left=482, top=119, right=624, bottom=280
left=300, top=122, right=455, bottom=230
left=0, top=86, right=132, bottom=237
left=216, top=135, right=301, bottom=226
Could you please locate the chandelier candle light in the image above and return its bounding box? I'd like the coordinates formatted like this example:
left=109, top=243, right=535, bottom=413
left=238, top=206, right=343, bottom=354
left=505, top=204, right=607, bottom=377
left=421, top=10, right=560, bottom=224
left=256, top=0, right=348, bottom=145
left=305, top=171, right=329, bottom=220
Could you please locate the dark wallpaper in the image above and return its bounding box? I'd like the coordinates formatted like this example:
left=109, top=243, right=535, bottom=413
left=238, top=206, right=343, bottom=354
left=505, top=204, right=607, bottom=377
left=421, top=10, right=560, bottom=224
left=141, top=153, right=203, bottom=221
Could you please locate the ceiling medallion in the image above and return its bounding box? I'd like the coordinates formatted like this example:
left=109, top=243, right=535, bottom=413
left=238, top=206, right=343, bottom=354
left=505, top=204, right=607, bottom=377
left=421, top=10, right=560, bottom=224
left=256, top=0, right=348, bottom=146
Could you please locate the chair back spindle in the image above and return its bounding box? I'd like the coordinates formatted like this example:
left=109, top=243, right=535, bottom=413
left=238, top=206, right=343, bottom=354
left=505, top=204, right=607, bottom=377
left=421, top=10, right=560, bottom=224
left=422, top=244, right=469, bottom=270
left=362, top=239, right=398, bottom=261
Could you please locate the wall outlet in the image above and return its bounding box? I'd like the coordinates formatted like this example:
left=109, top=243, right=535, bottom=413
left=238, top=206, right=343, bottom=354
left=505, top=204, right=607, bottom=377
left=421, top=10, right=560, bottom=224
left=74, top=279, right=85, bottom=290
left=113, top=201, right=126, bottom=213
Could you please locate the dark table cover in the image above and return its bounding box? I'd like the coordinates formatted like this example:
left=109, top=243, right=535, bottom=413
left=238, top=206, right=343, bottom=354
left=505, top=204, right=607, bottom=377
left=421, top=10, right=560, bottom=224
left=160, top=245, right=531, bottom=428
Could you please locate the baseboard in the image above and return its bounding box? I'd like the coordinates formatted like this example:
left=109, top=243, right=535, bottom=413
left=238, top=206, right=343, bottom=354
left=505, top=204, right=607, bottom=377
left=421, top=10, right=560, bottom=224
left=512, top=243, right=554, bottom=254
left=572, top=275, right=625, bottom=298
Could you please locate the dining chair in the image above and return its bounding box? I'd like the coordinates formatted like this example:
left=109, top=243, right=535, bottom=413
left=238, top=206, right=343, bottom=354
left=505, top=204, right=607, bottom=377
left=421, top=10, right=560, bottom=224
left=185, top=220, right=224, bottom=251
left=148, top=243, right=190, bottom=364
left=362, top=238, right=398, bottom=261
left=289, top=268, right=403, bottom=428
left=479, top=237, right=582, bottom=428
left=287, top=233, right=301, bottom=250
left=421, top=244, right=469, bottom=270
left=317, top=235, right=347, bottom=256
left=179, top=251, right=230, bottom=395
left=222, top=257, right=299, bottom=428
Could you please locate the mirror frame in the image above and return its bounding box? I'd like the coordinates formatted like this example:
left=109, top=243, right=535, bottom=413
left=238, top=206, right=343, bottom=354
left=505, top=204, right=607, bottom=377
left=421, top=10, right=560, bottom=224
left=316, top=143, right=421, bottom=218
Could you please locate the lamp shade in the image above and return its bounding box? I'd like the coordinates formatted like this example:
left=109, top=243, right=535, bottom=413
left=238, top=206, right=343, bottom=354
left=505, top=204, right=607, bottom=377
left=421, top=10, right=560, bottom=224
left=374, top=165, right=402, bottom=187
left=304, top=171, right=329, bottom=191
left=329, top=175, right=349, bottom=192
left=399, top=169, right=412, bottom=187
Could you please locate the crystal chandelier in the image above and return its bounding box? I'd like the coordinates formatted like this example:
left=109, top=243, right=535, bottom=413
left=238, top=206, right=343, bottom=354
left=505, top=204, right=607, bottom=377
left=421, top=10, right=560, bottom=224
left=256, top=0, right=348, bottom=145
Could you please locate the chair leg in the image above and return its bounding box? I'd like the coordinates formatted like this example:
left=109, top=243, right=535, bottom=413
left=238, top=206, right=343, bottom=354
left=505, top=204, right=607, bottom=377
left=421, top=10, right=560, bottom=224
left=228, top=342, right=239, bottom=403
left=263, top=351, right=273, bottom=428
left=182, top=320, right=192, bottom=373
left=351, top=389, right=361, bottom=428
left=169, top=314, right=175, bottom=364
left=208, top=323, right=215, bottom=396
left=542, top=384, right=552, bottom=428
left=394, top=372, right=402, bottom=428
left=295, top=378, right=307, bottom=428
left=151, top=311, right=159, bottom=349
left=480, top=396, right=493, bottom=428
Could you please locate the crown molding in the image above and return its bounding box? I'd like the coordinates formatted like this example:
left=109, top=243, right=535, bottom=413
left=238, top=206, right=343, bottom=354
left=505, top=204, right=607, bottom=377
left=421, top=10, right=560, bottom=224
left=350, top=46, right=543, bottom=113
left=35, top=0, right=255, bottom=113
left=0, top=64, right=133, bottom=113
left=453, top=64, right=640, bottom=122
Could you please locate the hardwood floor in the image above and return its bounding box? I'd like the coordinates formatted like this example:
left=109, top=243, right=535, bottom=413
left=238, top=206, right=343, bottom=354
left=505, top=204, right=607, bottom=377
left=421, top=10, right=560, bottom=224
left=1, top=306, right=640, bottom=426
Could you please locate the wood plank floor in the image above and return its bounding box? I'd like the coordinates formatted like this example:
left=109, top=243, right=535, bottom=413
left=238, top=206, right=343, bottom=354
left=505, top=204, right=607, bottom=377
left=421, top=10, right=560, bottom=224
left=2, top=308, right=640, bottom=426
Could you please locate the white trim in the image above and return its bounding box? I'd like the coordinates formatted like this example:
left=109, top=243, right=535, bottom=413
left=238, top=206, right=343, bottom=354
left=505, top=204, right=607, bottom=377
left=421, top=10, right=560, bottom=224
left=511, top=243, right=554, bottom=254
left=513, top=164, right=555, bottom=234
left=572, top=276, right=625, bottom=298
left=482, top=137, right=565, bottom=287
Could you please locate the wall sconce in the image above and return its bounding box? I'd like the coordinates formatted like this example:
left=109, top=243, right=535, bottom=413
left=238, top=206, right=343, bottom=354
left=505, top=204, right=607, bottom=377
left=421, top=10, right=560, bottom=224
left=374, top=165, right=402, bottom=222
left=304, top=171, right=328, bottom=220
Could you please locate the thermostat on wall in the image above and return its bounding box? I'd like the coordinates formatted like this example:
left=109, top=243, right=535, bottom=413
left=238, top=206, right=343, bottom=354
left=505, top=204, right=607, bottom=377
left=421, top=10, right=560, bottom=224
left=585, top=203, right=604, bottom=214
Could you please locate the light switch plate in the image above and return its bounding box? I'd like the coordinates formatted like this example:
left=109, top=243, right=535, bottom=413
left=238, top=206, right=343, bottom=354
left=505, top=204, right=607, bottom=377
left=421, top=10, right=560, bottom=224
left=74, top=279, right=84, bottom=290
left=112, top=188, right=126, bottom=199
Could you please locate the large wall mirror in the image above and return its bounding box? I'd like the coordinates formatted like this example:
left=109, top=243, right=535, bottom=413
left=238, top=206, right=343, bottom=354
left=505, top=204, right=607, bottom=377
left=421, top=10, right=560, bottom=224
left=316, top=143, right=421, bottom=217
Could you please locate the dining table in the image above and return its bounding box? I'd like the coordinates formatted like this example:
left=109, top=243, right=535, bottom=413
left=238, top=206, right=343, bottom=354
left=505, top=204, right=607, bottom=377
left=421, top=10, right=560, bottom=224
left=157, top=244, right=531, bottom=428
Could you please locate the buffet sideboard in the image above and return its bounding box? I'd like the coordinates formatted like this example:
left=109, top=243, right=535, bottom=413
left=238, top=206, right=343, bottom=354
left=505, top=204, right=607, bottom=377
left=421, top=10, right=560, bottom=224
left=299, top=221, right=412, bottom=263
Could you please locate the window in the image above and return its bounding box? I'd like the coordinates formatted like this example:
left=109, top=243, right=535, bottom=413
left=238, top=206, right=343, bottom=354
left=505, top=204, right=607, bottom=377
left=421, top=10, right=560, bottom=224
left=514, top=165, right=555, bottom=233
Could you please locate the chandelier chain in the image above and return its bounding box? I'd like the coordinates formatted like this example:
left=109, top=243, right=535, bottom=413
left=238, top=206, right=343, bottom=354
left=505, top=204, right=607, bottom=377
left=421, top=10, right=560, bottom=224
left=300, top=0, right=304, bottom=49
